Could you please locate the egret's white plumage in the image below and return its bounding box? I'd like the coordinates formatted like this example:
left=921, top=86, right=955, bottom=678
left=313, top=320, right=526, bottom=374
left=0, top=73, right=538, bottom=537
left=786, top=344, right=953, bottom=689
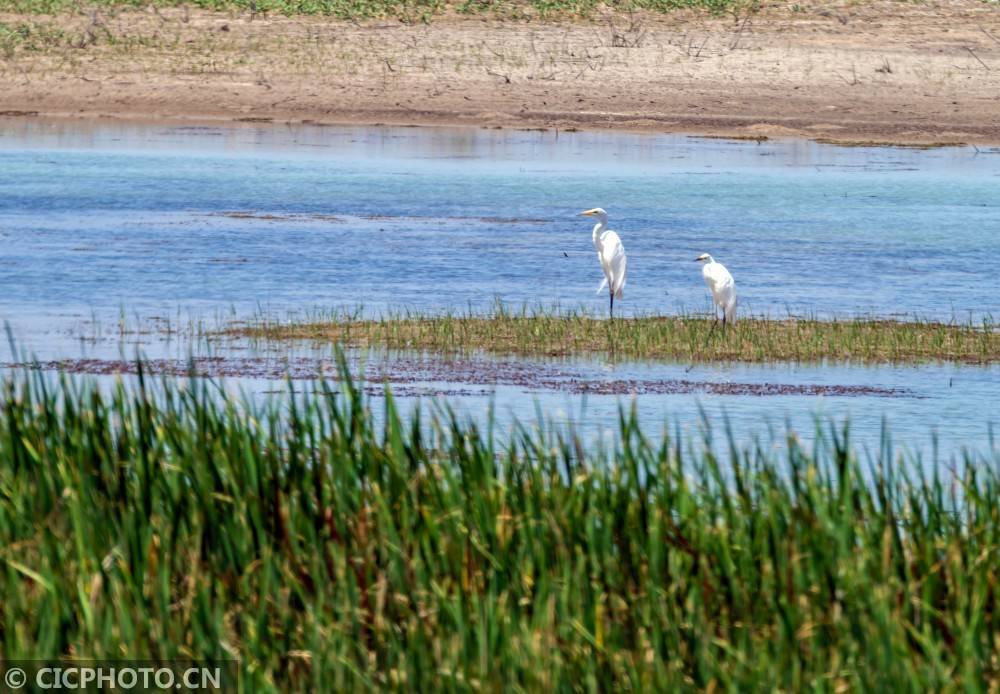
left=696, top=253, right=736, bottom=326
left=580, top=208, right=627, bottom=317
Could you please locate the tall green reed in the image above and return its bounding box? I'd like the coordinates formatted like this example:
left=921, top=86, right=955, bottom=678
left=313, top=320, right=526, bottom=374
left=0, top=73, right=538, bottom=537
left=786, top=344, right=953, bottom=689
left=1, top=360, right=998, bottom=690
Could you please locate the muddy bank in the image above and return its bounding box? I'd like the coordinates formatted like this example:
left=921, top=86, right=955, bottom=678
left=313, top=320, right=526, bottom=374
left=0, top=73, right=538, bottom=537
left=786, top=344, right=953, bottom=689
left=2, top=1, right=1000, bottom=145
left=8, top=356, right=911, bottom=397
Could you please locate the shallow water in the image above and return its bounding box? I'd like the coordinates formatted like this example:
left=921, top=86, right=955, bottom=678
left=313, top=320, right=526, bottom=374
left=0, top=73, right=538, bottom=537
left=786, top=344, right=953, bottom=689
left=7, top=342, right=995, bottom=465
left=0, top=119, right=997, bottom=459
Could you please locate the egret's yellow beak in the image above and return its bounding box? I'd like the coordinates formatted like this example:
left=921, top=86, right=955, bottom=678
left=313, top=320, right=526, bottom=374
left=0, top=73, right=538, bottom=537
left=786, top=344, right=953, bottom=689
left=580, top=209, right=597, bottom=216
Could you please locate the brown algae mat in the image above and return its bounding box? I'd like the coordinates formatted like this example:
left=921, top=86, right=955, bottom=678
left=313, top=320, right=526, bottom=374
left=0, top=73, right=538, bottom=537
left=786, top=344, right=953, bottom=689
left=227, top=314, right=999, bottom=365
left=10, top=356, right=910, bottom=397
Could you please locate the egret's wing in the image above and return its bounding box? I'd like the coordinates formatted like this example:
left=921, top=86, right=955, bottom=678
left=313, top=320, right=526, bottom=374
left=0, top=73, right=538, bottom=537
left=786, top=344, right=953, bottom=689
left=702, top=265, right=715, bottom=291
left=703, top=262, right=733, bottom=290
left=609, top=247, right=627, bottom=297
left=720, top=271, right=737, bottom=319
left=724, top=294, right=737, bottom=322
left=601, top=231, right=627, bottom=298
left=600, top=230, right=622, bottom=248
left=704, top=262, right=736, bottom=311
left=595, top=250, right=609, bottom=294
left=715, top=265, right=735, bottom=295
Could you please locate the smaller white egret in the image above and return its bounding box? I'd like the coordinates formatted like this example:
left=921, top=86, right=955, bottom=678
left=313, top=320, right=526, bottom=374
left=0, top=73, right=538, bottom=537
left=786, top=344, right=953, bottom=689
left=580, top=208, right=627, bottom=318
left=695, top=253, right=736, bottom=328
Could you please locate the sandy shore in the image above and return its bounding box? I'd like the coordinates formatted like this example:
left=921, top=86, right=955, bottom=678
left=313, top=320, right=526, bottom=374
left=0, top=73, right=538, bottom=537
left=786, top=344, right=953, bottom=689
left=2, top=1, right=1000, bottom=144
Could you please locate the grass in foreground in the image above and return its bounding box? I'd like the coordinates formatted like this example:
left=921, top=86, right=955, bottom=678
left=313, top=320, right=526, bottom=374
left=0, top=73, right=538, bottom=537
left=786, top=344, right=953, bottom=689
left=229, top=309, right=1000, bottom=364
left=1, top=361, right=1000, bottom=689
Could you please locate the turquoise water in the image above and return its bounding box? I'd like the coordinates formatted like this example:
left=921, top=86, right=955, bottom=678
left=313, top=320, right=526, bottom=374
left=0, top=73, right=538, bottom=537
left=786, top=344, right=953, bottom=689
left=0, top=119, right=997, bottom=459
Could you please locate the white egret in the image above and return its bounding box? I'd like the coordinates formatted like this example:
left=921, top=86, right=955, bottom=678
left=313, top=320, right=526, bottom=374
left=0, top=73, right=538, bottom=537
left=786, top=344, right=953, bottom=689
left=580, top=208, right=627, bottom=317
left=695, top=253, right=736, bottom=327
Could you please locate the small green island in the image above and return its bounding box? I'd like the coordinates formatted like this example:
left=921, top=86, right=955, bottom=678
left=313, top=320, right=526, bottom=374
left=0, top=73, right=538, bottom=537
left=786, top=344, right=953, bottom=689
left=229, top=310, right=1000, bottom=364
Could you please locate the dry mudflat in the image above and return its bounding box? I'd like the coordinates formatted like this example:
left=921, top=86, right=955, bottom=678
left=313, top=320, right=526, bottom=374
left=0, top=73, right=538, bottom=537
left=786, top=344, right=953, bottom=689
left=1, top=1, right=1000, bottom=144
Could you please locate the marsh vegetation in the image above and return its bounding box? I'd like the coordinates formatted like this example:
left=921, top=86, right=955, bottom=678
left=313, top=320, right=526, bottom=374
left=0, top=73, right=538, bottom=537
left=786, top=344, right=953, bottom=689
left=229, top=309, right=1000, bottom=365
left=1, top=363, right=999, bottom=689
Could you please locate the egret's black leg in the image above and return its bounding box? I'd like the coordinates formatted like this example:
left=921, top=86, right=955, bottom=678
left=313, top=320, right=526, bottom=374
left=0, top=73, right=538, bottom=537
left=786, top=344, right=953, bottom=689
left=707, top=310, right=719, bottom=339
left=609, top=290, right=615, bottom=319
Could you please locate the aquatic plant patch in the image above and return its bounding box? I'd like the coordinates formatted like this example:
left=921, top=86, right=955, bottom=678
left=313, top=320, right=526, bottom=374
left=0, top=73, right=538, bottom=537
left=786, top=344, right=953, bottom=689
left=229, top=309, right=1000, bottom=364
left=1, top=361, right=999, bottom=689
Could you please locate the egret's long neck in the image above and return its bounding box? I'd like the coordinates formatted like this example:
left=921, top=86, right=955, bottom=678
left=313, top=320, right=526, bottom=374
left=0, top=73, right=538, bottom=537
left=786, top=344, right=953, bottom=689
left=591, top=215, right=607, bottom=250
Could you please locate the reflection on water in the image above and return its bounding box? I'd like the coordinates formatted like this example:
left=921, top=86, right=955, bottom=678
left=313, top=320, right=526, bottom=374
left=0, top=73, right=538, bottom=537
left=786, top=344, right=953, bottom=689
left=0, top=119, right=997, bottom=459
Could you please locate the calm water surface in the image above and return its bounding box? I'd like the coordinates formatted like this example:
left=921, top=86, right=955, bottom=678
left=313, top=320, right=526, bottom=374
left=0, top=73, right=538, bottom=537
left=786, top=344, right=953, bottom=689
left=0, top=119, right=997, bottom=459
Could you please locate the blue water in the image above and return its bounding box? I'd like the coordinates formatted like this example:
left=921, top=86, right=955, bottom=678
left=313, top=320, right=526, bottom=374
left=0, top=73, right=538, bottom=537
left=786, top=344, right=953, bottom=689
left=0, top=119, right=997, bottom=460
